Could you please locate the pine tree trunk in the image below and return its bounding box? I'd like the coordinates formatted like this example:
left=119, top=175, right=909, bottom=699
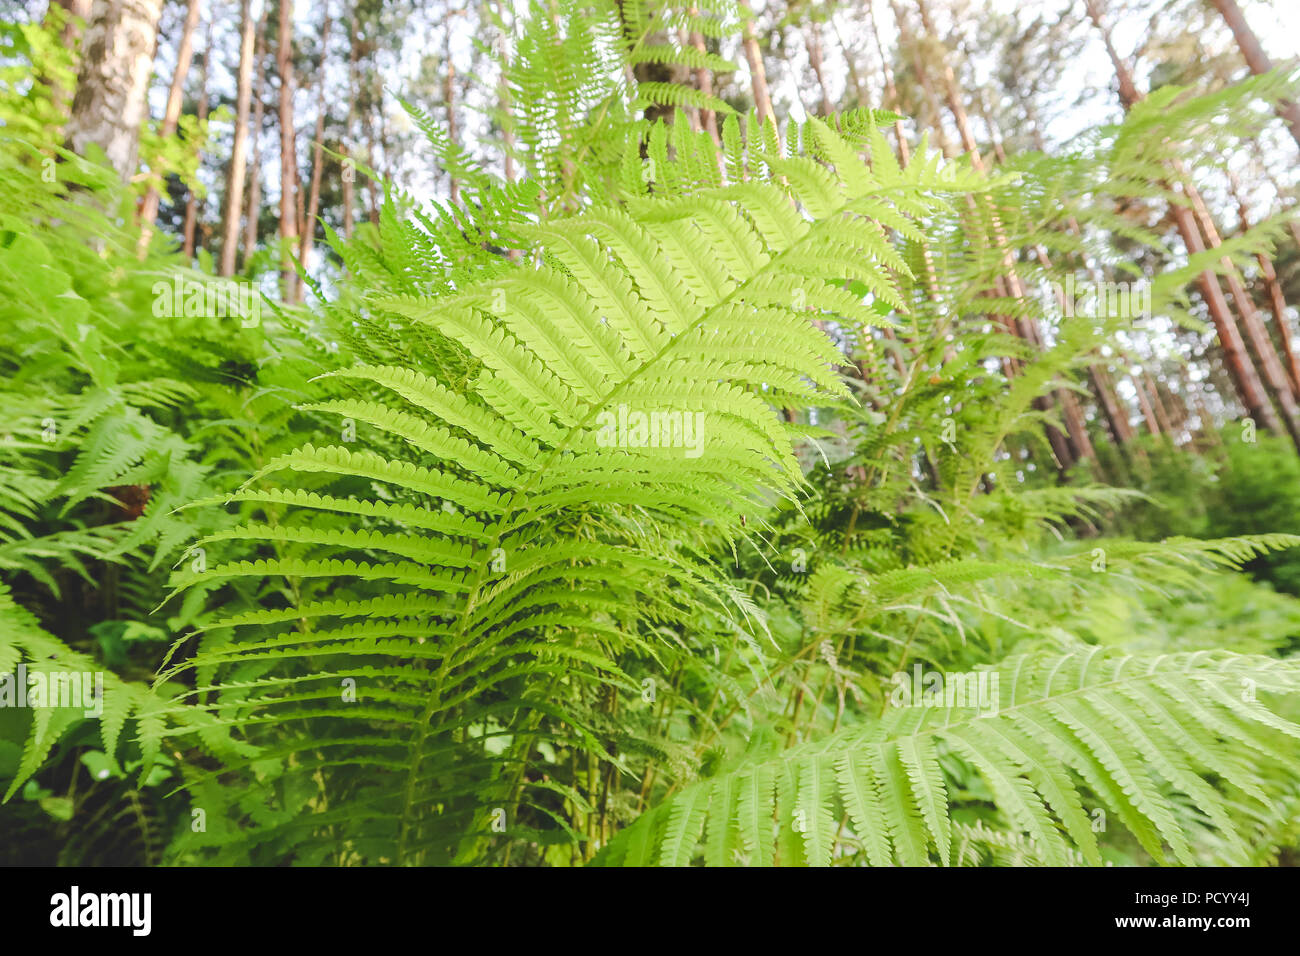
left=1090, top=363, right=1135, bottom=445
left=735, top=0, right=774, bottom=125
left=916, top=0, right=1090, bottom=469
left=44, top=0, right=93, bottom=123
left=1229, top=174, right=1300, bottom=401
left=1170, top=198, right=1281, bottom=436
left=1179, top=164, right=1300, bottom=450
left=1133, top=372, right=1162, bottom=437
left=887, top=0, right=954, bottom=156
left=1085, top=0, right=1283, bottom=441
left=182, top=28, right=211, bottom=258
left=220, top=0, right=256, bottom=276
left=50, top=0, right=94, bottom=47
left=297, top=12, right=332, bottom=286
left=65, top=0, right=165, bottom=183
left=243, top=8, right=268, bottom=262
left=343, top=22, right=359, bottom=238
left=278, top=0, right=299, bottom=301
left=1209, top=0, right=1300, bottom=152
left=443, top=11, right=461, bottom=203
left=1144, top=367, right=1175, bottom=435
left=138, top=0, right=201, bottom=245
left=687, top=7, right=719, bottom=144
left=495, top=0, right=519, bottom=182
left=802, top=18, right=833, bottom=117
left=828, top=16, right=865, bottom=108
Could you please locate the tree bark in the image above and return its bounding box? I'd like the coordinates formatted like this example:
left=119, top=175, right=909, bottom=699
left=735, top=0, right=774, bottom=125
left=51, top=0, right=94, bottom=47
left=182, top=25, right=211, bottom=258
left=1228, top=172, right=1300, bottom=401
left=139, top=0, right=201, bottom=244
left=494, top=0, right=519, bottom=182
left=343, top=22, right=358, bottom=238
left=44, top=0, right=94, bottom=123
left=298, top=11, right=331, bottom=285
left=219, top=0, right=256, bottom=276
left=1085, top=0, right=1283, bottom=441
left=687, top=7, right=719, bottom=144
left=887, top=0, right=954, bottom=156
left=916, top=0, right=1091, bottom=469
left=1091, top=363, right=1135, bottom=445
left=1179, top=162, right=1300, bottom=449
left=1132, top=372, right=1162, bottom=437
left=1209, top=0, right=1300, bottom=152
left=65, top=0, right=165, bottom=183
left=802, top=17, right=832, bottom=117
left=443, top=9, right=461, bottom=203
left=278, top=0, right=299, bottom=301
left=243, top=7, right=268, bottom=262
left=1170, top=197, right=1281, bottom=437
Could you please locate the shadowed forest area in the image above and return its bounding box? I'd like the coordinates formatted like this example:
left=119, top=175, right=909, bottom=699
left=2, top=0, right=1300, bottom=870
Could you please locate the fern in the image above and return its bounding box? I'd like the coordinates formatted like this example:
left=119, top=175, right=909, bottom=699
left=594, top=648, right=1300, bottom=866
left=159, top=117, right=1004, bottom=864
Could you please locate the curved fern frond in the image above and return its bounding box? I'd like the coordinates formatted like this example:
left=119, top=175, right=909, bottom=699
left=594, top=649, right=1300, bottom=866
left=162, top=119, right=981, bottom=864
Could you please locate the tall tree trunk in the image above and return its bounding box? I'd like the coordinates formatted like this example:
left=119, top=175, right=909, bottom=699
left=1020, top=98, right=1138, bottom=456
left=46, top=0, right=95, bottom=126
left=343, top=18, right=358, bottom=238
left=914, top=0, right=985, bottom=165
left=363, top=58, right=382, bottom=228
left=887, top=0, right=954, bottom=156
left=735, top=0, right=774, bottom=125
left=1084, top=0, right=1141, bottom=110
left=138, top=0, right=201, bottom=247
left=1091, top=363, right=1135, bottom=445
left=1143, top=366, right=1175, bottom=436
left=916, top=0, right=1091, bottom=469
left=443, top=9, right=461, bottom=203
left=1171, top=199, right=1281, bottom=434
left=1132, top=372, right=1162, bottom=437
left=1085, top=0, right=1282, bottom=441
left=220, top=0, right=256, bottom=276
left=182, top=26, right=211, bottom=258
left=1228, top=172, right=1300, bottom=401
left=1193, top=390, right=1223, bottom=448
left=614, top=0, right=676, bottom=125
left=51, top=0, right=94, bottom=47
left=687, top=7, right=719, bottom=144
left=65, top=0, right=165, bottom=183
left=494, top=0, right=519, bottom=182
left=299, top=11, right=332, bottom=283
left=1209, top=0, right=1300, bottom=152
left=277, top=0, right=298, bottom=301
left=1179, top=162, right=1300, bottom=449
left=243, top=7, right=268, bottom=262
left=827, top=15, right=865, bottom=108
left=802, top=17, right=832, bottom=117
